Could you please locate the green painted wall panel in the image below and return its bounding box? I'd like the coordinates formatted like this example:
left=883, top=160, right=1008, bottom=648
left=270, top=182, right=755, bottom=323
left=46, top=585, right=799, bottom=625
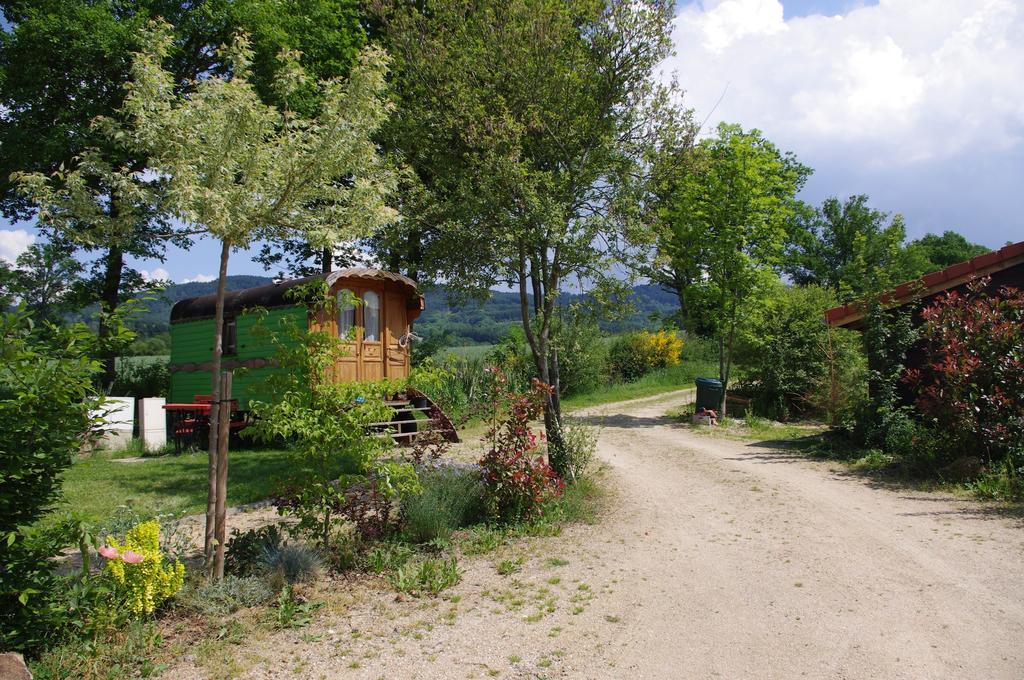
left=170, top=305, right=306, bottom=408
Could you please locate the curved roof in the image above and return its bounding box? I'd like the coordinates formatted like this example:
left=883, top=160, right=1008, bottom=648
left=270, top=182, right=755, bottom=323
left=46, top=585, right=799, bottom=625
left=170, top=268, right=421, bottom=323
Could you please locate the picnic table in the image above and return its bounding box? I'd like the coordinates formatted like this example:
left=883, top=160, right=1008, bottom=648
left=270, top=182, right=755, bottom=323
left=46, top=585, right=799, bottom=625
left=163, top=398, right=245, bottom=453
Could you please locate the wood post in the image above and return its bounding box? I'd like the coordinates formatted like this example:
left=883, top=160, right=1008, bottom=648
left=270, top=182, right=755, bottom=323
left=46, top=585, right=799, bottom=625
left=213, top=371, right=232, bottom=581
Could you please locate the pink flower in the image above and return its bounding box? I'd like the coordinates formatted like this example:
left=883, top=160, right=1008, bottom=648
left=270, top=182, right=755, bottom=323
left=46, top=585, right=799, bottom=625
left=121, top=550, right=144, bottom=564
left=98, top=545, right=119, bottom=560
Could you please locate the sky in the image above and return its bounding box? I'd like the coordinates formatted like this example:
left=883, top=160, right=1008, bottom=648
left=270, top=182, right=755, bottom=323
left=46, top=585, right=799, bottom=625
left=1, top=0, right=1021, bottom=282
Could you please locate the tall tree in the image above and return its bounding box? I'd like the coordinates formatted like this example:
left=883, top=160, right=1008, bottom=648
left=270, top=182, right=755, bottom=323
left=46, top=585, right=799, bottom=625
left=907, top=230, right=990, bottom=271
left=0, top=238, right=82, bottom=321
left=373, top=0, right=688, bottom=474
left=0, top=0, right=233, bottom=384
left=123, top=26, right=395, bottom=577
left=238, top=0, right=369, bottom=276
left=784, top=195, right=920, bottom=302
left=1, top=0, right=366, bottom=378
left=654, top=123, right=810, bottom=413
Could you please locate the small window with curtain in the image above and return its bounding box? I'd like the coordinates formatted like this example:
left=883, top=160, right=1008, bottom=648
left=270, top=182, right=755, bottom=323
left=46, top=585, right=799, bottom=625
left=224, top=317, right=237, bottom=356
left=363, top=290, right=380, bottom=341
left=337, top=289, right=356, bottom=340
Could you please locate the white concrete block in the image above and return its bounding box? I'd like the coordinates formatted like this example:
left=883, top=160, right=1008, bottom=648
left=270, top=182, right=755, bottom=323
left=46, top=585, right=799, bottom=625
left=139, top=397, right=167, bottom=451
left=92, top=396, right=135, bottom=449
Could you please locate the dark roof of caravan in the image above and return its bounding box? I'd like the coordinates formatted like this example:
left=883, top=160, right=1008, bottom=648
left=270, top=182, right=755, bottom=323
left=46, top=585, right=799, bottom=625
left=170, top=268, right=420, bottom=323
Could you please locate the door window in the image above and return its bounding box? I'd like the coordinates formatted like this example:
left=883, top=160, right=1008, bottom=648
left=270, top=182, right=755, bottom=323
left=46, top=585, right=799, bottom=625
left=337, top=289, right=356, bottom=340
left=363, top=290, right=380, bottom=341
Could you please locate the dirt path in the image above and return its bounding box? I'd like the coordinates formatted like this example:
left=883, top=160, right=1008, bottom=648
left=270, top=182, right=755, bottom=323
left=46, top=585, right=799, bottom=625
left=163, top=390, right=1024, bottom=679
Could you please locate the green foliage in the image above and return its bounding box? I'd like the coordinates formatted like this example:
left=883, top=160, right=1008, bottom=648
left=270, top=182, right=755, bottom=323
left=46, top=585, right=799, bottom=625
left=177, top=575, right=275, bottom=617
left=109, top=358, right=169, bottom=398
left=400, top=467, right=485, bottom=545
left=608, top=330, right=683, bottom=382
left=459, top=526, right=506, bottom=555
left=907, top=231, right=991, bottom=272
left=246, top=285, right=418, bottom=553
left=363, top=542, right=414, bottom=574
left=0, top=240, right=83, bottom=321
left=0, top=310, right=108, bottom=653
left=546, top=418, right=599, bottom=484
left=29, top=620, right=165, bottom=680
left=388, top=557, right=462, bottom=597
left=785, top=195, right=919, bottom=302
left=0, top=524, right=76, bottom=653
left=226, top=525, right=285, bottom=577
left=736, top=284, right=865, bottom=421
left=849, top=300, right=920, bottom=453
left=273, top=584, right=322, bottom=629
left=553, top=316, right=608, bottom=397
left=653, top=123, right=810, bottom=405
left=1, top=310, right=101, bottom=533
left=496, top=558, right=523, bottom=576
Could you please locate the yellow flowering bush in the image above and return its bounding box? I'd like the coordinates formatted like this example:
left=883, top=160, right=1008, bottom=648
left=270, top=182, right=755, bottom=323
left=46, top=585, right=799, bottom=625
left=104, top=520, right=185, bottom=615
left=609, top=330, right=683, bottom=381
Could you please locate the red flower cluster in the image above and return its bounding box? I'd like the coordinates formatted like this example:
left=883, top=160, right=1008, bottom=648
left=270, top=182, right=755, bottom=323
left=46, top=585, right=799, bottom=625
left=478, top=370, right=563, bottom=522
left=905, top=277, right=1024, bottom=463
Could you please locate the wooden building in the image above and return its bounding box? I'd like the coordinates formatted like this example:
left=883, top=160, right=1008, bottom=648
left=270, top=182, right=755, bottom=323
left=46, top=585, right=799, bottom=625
left=169, top=268, right=424, bottom=408
left=825, top=240, right=1024, bottom=403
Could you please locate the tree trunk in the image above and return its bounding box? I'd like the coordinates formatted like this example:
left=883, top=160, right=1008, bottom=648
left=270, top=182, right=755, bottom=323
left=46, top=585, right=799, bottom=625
left=720, top=297, right=738, bottom=417
left=98, top=246, right=125, bottom=389
left=213, top=371, right=232, bottom=580
left=205, top=240, right=231, bottom=576
left=320, top=246, right=333, bottom=274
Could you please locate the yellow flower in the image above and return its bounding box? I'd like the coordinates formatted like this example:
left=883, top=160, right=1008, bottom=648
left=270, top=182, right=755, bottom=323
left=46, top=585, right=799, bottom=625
left=104, top=519, right=185, bottom=615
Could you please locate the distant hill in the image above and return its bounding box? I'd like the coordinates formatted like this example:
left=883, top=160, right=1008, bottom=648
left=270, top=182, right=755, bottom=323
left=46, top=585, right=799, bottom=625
left=134, top=275, right=679, bottom=344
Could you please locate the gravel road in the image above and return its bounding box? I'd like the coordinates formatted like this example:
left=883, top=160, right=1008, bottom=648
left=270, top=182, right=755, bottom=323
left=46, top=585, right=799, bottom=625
left=163, top=389, right=1024, bottom=679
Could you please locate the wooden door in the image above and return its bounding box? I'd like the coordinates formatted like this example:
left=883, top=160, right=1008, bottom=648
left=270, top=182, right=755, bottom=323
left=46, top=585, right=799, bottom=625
left=334, top=288, right=359, bottom=381
left=384, top=292, right=409, bottom=378
left=359, top=289, right=384, bottom=381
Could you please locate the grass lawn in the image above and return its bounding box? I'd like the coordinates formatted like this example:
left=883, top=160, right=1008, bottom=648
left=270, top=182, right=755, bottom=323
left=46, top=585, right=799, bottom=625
left=562, top=359, right=719, bottom=410
left=45, top=447, right=292, bottom=529
left=440, top=344, right=495, bottom=360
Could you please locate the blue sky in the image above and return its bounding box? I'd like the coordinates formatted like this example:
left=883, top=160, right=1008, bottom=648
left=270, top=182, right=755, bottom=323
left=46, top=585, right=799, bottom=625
left=1, top=0, right=1020, bottom=282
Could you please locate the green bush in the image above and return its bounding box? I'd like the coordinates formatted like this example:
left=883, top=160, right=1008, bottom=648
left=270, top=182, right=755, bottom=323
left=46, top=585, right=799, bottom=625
left=735, top=284, right=865, bottom=421
left=547, top=418, right=598, bottom=483
left=245, top=284, right=419, bottom=554
left=608, top=330, right=682, bottom=382
left=388, top=556, right=461, bottom=596
left=109, top=358, right=169, bottom=398
left=226, top=525, right=284, bottom=577
left=401, top=467, right=485, bottom=544
left=553, top=317, right=607, bottom=396
left=1, top=310, right=103, bottom=653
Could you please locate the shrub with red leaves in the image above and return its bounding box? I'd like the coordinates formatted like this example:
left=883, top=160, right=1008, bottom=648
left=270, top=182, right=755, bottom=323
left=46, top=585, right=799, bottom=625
left=478, top=370, right=564, bottom=523
left=905, top=278, right=1024, bottom=464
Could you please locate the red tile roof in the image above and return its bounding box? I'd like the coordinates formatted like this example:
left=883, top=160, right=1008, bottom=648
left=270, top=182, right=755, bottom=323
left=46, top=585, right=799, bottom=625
left=824, top=240, right=1024, bottom=328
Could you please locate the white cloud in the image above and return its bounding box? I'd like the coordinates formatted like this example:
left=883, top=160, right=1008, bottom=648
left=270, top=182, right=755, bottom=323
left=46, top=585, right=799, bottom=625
left=668, top=0, right=1024, bottom=164
left=0, top=229, right=35, bottom=264
left=183, top=273, right=216, bottom=283
left=139, top=267, right=171, bottom=282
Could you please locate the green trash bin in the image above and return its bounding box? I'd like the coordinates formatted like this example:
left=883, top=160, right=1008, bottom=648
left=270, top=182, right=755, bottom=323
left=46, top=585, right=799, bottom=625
left=695, top=377, right=723, bottom=412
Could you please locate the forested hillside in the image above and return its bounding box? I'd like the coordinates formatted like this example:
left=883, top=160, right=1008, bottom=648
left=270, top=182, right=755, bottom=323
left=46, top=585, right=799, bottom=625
left=131, top=276, right=679, bottom=346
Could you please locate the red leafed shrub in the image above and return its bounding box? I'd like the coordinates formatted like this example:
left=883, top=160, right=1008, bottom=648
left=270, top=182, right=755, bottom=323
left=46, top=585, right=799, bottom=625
left=905, top=278, right=1024, bottom=464
left=478, top=370, right=564, bottom=523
